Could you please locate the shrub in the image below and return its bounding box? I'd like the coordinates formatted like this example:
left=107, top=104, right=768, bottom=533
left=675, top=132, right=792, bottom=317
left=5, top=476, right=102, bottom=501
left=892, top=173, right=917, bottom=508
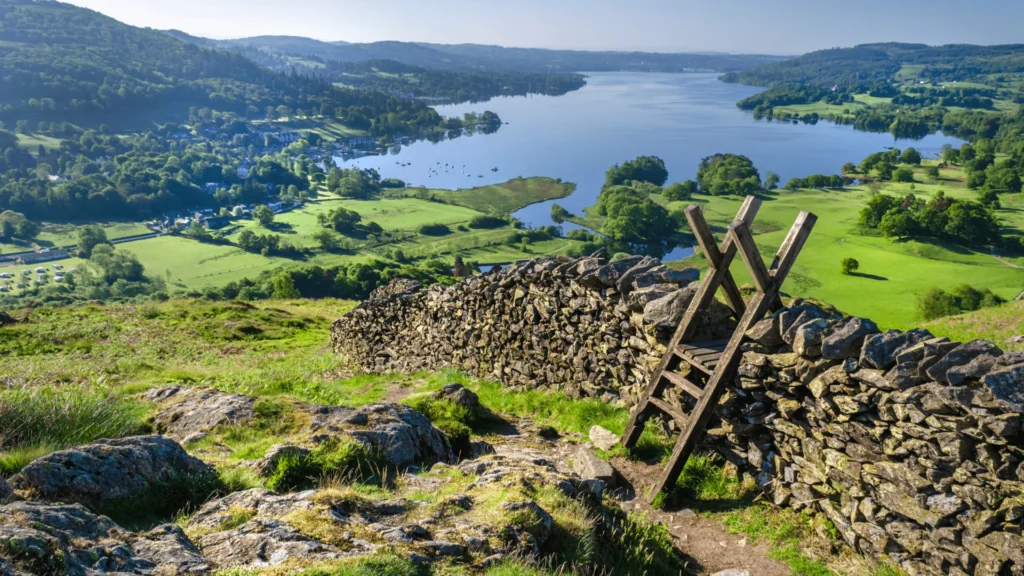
left=468, top=215, right=508, bottom=229
left=418, top=223, right=451, bottom=236
left=917, top=284, right=1006, bottom=321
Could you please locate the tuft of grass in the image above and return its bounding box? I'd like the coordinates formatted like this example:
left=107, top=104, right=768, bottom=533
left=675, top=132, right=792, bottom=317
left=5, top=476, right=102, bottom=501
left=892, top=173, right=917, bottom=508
left=288, top=552, right=429, bottom=576
left=650, top=453, right=753, bottom=511
left=722, top=504, right=834, bottom=576
left=265, top=438, right=388, bottom=493
left=0, top=383, right=151, bottom=474
left=218, top=466, right=265, bottom=492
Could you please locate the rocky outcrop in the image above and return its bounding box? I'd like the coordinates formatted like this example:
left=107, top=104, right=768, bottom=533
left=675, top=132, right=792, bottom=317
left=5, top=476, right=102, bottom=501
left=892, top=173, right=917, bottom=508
left=0, top=501, right=206, bottom=575
left=311, top=403, right=456, bottom=468
left=11, top=435, right=214, bottom=509
left=0, top=477, right=12, bottom=503
left=332, top=254, right=720, bottom=401
left=146, top=386, right=255, bottom=441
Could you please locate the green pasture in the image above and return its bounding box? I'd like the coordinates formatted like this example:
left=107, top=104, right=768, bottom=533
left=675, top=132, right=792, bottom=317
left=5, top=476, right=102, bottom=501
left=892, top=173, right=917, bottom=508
left=15, top=133, right=62, bottom=154
left=387, top=177, right=576, bottom=216
left=664, top=181, right=1024, bottom=329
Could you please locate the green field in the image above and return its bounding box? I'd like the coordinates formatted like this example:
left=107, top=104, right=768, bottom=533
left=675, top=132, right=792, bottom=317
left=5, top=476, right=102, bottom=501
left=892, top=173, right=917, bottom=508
left=1, top=221, right=153, bottom=259
left=658, top=168, right=1024, bottom=328
left=260, top=117, right=369, bottom=141
left=15, top=132, right=62, bottom=154
left=386, top=176, right=576, bottom=215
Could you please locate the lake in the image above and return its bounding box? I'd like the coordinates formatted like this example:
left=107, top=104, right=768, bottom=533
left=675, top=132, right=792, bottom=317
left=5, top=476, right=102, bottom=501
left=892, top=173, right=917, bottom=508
left=338, top=72, right=964, bottom=235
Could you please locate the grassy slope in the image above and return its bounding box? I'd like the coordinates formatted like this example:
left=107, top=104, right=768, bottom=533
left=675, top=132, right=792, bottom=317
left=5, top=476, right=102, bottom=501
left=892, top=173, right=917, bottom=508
left=924, top=299, right=1024, bottom=351
left=385, top=177, right=576, bottom=216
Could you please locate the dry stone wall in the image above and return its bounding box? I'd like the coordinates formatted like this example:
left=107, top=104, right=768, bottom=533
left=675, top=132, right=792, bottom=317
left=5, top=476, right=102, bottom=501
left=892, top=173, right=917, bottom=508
left=333, top=254, right=1024, bottom=576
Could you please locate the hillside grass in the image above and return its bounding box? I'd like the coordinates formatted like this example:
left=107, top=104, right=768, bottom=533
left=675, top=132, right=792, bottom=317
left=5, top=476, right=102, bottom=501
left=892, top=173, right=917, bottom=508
left=384, top=177, right=576, bottom=216
left=924, top=299, right=1024, bottom=351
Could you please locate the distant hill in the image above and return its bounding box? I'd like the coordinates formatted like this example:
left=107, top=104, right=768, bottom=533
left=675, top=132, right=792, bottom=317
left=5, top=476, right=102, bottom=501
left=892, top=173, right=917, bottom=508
left=0, top=1, right=437, bottom=129
left=722, top=42, right=1024, bottom=87
left=168, top=33, right=784, bottom=73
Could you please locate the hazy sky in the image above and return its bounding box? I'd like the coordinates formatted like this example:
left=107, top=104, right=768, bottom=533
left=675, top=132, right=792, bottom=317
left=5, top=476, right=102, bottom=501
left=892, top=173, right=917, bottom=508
left=65, top=0, right=1024, bottom=55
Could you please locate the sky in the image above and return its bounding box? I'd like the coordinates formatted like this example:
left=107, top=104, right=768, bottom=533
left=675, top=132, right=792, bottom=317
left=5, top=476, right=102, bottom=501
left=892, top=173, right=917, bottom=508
left=65, top=0, right=1024, bottom=55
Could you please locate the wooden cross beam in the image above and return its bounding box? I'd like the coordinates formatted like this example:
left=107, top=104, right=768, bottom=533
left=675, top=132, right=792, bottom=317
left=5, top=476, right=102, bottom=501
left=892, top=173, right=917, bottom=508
left=620, top=197, right=817, bottom=502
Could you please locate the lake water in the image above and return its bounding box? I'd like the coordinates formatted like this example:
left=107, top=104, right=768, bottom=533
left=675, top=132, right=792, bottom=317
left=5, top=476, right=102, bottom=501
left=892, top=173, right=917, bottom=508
left=338, top=72, right=964, bottom=248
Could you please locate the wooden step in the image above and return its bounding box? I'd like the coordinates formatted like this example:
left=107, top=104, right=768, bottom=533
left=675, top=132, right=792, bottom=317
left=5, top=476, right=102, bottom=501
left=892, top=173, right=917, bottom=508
left=648, top=397, right=688, bottom=426
left=661, top=370, right=704, bottom=400
left=675, top=340, right=728, bottom=374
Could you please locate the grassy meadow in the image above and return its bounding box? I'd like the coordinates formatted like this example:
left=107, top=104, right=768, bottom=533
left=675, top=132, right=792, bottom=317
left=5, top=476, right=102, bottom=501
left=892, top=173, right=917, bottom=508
left=651, top=162, right=1024, bottom=329
left=2, top=177, right=581, bottom=295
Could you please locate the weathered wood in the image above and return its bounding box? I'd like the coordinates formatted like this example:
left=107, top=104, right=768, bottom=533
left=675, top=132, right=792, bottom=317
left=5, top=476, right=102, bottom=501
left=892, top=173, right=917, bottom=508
left=624, top=197, right=818, bottom=503
left=662, top=371, right=704, bottom=400
left=647, top=397, right=689, bottom=426
left=622, top=199, right=761, bottom=449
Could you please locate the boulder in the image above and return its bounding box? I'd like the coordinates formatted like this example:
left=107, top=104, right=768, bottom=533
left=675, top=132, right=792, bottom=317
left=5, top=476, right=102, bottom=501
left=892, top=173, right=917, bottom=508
left=11, top=435, right=214, bottom=509
left=345, top=404, right=456, bottom=468
left=435, top=383, right=480, bottom=409
left=188, top=489, right=317, bottom=530
left=572, top=446, right=616, bottom=488
left=0, top=477, right=11, bottom=503
left=946, top=354, right=1000, bottom=386
left=147, top=386, right=255, bottom=440
left=589, top=425, right=620, bottom=452
left=0, top=501, right=203, bottom=575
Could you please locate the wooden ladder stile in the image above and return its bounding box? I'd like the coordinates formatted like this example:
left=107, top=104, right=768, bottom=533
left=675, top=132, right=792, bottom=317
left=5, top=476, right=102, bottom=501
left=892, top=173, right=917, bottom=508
left=621, top=197, right=817, bottom=502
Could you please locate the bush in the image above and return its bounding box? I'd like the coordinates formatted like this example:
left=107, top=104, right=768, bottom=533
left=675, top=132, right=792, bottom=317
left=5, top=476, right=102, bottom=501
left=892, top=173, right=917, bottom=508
left=468, top=215, right=508, bottom=229
left=917, top=284, right=1006, bottom=321
left=417, top=223, right=451, bottom=236
left=892, top=167, right=915, bottom=183
left=840, top=257, right=859, bottom=275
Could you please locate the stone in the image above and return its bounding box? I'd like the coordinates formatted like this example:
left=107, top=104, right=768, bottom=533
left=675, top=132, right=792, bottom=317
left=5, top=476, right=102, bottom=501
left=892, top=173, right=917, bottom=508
left=711, top=570, right=750, bottom=576
left=746, top=316, right=783, bottom=347
left=572, top=447, right=616, bottom=488
left=589, top=425, right=620, bottom=452
left=436, top=383, right=480, bottom=409
left=792, top=318, right=833, bottom=357
left=11, top=435, right=214, bottom=509
left=821, top=317, right=879, bottom=360
left=925, top=340, right=1004, bottom=384
left=253, top=444, right=312, bottom=477
left=0, top=477, right=11, bottom=503
left=188, top=489, right=318, bottom=530
left=147, top=386, right=255, bottom=440
left=643, top=287, right=693, bottom=330
left=131, top=524, right=209, bottom=574
left=982, top=363, right=1024, bottom=411
left=860, top=329, right=932, bottom=370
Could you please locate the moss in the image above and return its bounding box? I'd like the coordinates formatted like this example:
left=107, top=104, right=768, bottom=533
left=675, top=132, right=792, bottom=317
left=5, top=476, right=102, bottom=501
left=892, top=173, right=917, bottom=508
left=217, top=505, right=256, bottom=531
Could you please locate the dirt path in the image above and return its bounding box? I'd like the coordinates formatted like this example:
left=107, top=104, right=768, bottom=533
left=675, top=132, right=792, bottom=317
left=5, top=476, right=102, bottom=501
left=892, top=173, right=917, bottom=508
left=485, top=421, right=790, bottom=576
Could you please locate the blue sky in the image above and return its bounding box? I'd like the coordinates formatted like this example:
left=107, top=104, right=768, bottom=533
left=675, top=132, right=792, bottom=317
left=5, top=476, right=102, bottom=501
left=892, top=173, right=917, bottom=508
left=66, top=0, right=1024, bottom=55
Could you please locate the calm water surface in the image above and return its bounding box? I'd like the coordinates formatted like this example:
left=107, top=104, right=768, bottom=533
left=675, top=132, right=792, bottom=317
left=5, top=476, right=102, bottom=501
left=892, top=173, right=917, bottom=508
left=338, top=73, right=964, bottom=241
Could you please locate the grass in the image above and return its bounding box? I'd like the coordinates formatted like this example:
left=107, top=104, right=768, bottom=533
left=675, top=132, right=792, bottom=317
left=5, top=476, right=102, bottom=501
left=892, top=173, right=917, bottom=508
left=15, top=132, right=62, bottom=154
left=656, top=165, right=1024, bottom=329
left=722, top=505, right=836, bottom=576
left=923, top=299, right=1024, bottom=351
left=0, top=383, right=151, bottom=476
left=385, top=177, right=576, bottom=216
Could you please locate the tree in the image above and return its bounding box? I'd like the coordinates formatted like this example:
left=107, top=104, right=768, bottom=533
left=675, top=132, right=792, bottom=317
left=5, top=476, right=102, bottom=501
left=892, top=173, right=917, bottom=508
left=926, top=166, right=941, bottom=179
left=14, top=219, right=39, bottom=240
left=879, top=210, right=916, bottom=240
left=184, top=220, right=213, bottom=242
left=77, top=225, right=110, bottom=258
left=764, top=171, right=780, bottom=190
left=840, top=257, right=860, bottom=275
left=695, top=154, right=761, bottom=196
left=0, top=220, right=13, bottom=240
left=89, top=245, right=145, bottom=284
left=254, top=205, right=275, bottom=227
left=270, top=273, right=301, bottom=299
left=604, top=156, right=669, bottom=188
left=318, top=207, right=362, bottom=235
left=664, top=180, right=698, bottom=201
left=550, top=204, right=571, bottom=223
left=900, top=148, right=922, bottom=165
left=892, top=168, right=915, bottom=183
left=842, top=162, right=858, bottom=175
left=312, top=230, right=340, bottom=251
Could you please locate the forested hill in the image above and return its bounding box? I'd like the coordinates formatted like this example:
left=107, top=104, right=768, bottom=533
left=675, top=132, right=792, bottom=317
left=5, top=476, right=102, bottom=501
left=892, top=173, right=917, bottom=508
left=722, top=42, right=1024, bottom=87
left=169, top=33, right=785, bottom=73
left=0, top=0, right=445, bottom=130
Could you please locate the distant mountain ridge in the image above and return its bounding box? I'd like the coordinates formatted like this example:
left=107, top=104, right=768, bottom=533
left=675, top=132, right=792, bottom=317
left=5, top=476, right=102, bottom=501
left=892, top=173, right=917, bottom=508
left=163, top=32, right=786, bottom=73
